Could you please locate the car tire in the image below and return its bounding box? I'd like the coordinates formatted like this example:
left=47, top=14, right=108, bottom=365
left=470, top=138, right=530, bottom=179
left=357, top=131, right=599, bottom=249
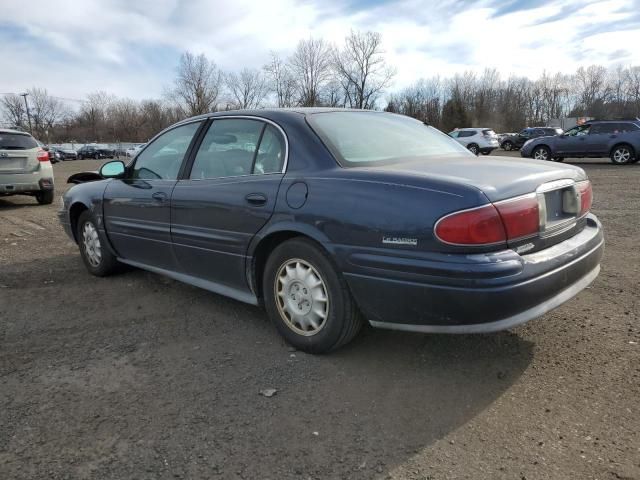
left=610, top=144, right=635, bottom=165
left=76, top=211, right=119, bottom=277
left=467, top=144, right=479, bottom=155
left=78, top=154, right=83, bottom=160
left=532, top=146, right=551, bottom=161
left=502, top=141, right=513, bottom=151
left=35, top=189, right=54, bottom=205
left=263, top=237, right=363, bottom=353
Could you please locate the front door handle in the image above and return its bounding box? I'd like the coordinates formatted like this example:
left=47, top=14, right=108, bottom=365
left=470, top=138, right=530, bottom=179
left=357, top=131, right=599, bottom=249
left=152, top=191, right=168, bottom=202
left=245, top=193, right=267, bottom=206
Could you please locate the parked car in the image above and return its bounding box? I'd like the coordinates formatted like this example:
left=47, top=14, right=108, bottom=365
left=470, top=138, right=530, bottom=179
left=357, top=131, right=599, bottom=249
left=77, top=144, right=115, bottom=160
left=126, top=144, right=146, bottom=157
left=59, top=109, right=603, bottom=353
left=497, top=132, right=516, bottom=144
left=448, top=128, right=499, bottom=155
left=0, top=129, right=54, bottom=204
left=501, top=127, right=563, bottom=151
left=520, top=120, right=640, bottom=164
left=49, top=146, right=78, bottom=162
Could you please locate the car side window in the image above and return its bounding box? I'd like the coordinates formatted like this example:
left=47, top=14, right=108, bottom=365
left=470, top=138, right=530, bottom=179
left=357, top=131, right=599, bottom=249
left=132, top=122, right=201, bottom=180
left=254, top=125, right=285, bottom=174
left=190, top=119, right=264, bottom=179
left=449, top=131, right=459, bottom=138
left=534, top=129, right=545, bottom=136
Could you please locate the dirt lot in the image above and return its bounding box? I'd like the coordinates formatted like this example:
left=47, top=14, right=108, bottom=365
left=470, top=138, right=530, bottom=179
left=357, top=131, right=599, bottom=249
left=1, top=153, right=638, bottom=480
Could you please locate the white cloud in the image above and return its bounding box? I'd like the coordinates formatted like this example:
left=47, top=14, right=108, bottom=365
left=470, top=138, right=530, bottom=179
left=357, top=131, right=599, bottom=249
left=0, top=0, right=639, bottom=101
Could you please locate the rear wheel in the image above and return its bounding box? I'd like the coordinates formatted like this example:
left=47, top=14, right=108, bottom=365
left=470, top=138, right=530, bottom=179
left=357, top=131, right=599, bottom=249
left=502, top=141, right=513, bottom=151
left=263, top=238, right=363, bottom=353
left=35, top=189, right=54, bottom=205
left=77, top=211, right=119, bottom=276
left=467, top=144, right=479, bottom=155
left=610, top=145, right=635, bottom=165
left=533, top=146, right=551, bottom=161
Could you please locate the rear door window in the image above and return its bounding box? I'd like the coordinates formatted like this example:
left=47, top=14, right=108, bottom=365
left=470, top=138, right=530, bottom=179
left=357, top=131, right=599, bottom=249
left=0, top=132, right=38, bottom=150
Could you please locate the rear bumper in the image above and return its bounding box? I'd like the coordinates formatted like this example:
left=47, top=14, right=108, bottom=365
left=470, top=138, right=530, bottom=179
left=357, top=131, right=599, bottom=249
left=343, top=214, right=604, bottom=333
left=0, top=170, right=54, bottom=194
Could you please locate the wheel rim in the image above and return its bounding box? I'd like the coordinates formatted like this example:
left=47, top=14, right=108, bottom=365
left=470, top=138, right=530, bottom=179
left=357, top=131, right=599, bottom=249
left=469, top=146, right=478, bottom=154
left=274, top=258, right=329, bottom=336
left=534, top=148, right=549, bottom=160
left=613, top=148, right=631, bottom=164
left=504, top=143, right=512, bottom=151
left=82, top=221, right=102, bottom=267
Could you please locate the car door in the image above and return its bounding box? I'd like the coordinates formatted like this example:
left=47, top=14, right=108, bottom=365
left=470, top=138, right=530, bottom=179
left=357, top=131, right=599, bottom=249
left=556, top=124, right=590, bottom=156
left=170, top=117, right=286, bottom=293
left=585, top=124, right=611, bottom=156
left=102, top=121, right=203, bottom=270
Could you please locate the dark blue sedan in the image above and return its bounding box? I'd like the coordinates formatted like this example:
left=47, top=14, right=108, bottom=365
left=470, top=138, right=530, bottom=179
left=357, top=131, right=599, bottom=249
left=59, top=109, right=604, bottom=353
left=520, top=120, right=640, bottom=164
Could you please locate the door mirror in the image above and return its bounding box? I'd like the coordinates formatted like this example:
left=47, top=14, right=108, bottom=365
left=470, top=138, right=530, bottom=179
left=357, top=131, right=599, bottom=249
left=100, top=160, right=125, bottom=178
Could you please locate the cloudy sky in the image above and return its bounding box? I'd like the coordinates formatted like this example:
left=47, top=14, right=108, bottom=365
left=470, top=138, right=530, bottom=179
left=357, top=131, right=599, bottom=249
left=1, top=0, right=639, bottom=104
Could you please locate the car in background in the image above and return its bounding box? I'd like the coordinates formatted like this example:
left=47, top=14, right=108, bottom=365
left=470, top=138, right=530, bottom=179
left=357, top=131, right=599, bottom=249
left=59, top=109, right=602, bottom=353
left=77, top=144, right=115, bottom=160
left=0, top=129, right=54, bottom=204
left=497, top=132, right=516, bottom=144
left=49, top=146, right=78, bottom=162
left=520, top=120, right=640, bottom=165
left=125, top=143, right=146, bottom=157
left=501, top=127, right=563, bottom=151
left=448, top=128, right=499, bottom=155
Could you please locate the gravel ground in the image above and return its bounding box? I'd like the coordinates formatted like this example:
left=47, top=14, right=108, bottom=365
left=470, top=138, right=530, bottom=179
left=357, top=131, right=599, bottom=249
left=1, top=154, right=638, bottom=480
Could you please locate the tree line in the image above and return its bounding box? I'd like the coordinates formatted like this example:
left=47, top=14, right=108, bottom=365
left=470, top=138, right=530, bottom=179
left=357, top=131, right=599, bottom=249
left=1, top=29, right=639, bottom=143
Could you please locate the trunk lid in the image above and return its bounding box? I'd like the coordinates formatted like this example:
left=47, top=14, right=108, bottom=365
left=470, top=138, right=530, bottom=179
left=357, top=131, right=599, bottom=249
left=366, top=154, right=586, bottom=202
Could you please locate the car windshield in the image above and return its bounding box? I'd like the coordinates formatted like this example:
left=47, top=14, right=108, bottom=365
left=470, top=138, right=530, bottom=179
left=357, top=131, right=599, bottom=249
left=308, top=112, right=470, bottom=166
left=0, top=132, right=38, bottom=150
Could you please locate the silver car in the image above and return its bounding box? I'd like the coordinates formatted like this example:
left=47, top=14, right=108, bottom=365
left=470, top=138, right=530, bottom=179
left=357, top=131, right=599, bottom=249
left=449, top=128, right=500, bottom=155
left=0, top=129, right=55, bottom=204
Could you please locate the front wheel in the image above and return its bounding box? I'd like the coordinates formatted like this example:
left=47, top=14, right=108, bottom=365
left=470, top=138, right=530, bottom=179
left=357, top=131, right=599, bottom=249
left=533, top=146, right=551, bottom=161
left=77, top=211, right=119, bottom=276
left=610, top=145, right=635, bottom=165
left=502, top=141, right=513, bottom=151
left=263, top=238, right=363, bottom=353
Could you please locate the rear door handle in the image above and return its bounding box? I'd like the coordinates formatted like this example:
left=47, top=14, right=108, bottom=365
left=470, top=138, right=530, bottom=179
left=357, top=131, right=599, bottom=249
left=152, top=191, right=168, bottom=202
left=245, top=193, right=267, bottom=206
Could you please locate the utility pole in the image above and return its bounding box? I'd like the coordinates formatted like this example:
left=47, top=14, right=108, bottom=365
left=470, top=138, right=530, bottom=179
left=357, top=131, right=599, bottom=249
left=20, top=92, right=32, bottom=134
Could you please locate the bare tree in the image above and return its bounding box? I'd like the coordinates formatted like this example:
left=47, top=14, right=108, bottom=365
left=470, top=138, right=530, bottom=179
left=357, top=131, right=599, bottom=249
left=168, top=51, right=224, bottom=116
left=0, top=94, right=27, bottom=129
left=334, top=30, right=396, bottom=109
left=289, top=38, right=334, bottom=107
left=225, top=68, right=268, bottom=109
left=263, top=52, right=297, bottom=107
left=27, top=88, right=67, bottom=142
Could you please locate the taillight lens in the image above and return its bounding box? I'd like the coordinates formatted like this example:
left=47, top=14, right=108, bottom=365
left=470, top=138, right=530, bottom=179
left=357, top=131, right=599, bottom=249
left=37, top=149, right=50, bottom=162
left=435, top=205, right=506, bottom=245
left=577, top=181, right=592, bottom=216
left=494, top=194, right=539, bottom=240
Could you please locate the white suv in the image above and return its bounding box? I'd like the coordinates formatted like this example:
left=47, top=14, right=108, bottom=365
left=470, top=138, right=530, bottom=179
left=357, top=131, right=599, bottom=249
left=448, top=128, right=499, bottom=155
left=0, top=129, right=55, bottom=204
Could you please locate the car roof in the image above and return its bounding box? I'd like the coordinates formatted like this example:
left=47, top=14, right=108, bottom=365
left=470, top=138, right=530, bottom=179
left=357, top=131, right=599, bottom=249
left=0, top=128, right=32, bottom=136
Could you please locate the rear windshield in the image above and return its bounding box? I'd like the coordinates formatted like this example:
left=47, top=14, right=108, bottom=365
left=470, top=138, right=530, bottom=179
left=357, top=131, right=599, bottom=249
left=0, top=132, right=38, bottom=150
left=307, top=112, right=470, bottom=166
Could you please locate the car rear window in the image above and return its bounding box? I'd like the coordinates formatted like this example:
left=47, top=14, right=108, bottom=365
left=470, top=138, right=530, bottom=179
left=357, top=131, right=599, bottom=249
left=308, top=112, right=470, bottom=166
left=0, top=132, right=38, bottom=150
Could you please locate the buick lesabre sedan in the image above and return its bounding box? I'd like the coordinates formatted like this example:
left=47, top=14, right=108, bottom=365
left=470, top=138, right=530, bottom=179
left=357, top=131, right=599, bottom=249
left=59, top=109, right=604, bottom=353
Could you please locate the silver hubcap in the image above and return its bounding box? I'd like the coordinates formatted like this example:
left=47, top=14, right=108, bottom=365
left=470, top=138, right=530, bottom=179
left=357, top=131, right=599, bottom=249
left=534, top=148, right=549, bottom=160
left=275, top=259, right=329, bottom=336
left=613, top=148, right=631, bottom=163
left=469, top=146, right=477, bottom=154
left=504, top=143, right=511, bottom=150
left=82, top=221, right=102, bottom=267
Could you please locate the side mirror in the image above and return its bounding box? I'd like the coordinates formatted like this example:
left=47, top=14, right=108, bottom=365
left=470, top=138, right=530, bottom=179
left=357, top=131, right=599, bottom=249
left=100, top=160, right=125, bottom=178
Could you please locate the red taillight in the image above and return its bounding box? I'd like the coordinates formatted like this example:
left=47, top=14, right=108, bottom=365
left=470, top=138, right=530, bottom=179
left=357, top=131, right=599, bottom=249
left=37, top=149, right=50, bottom=162
left=435, top=204, right=506, bottom=245
left=577, top=181, right=592, bottom=216
left=494, top=194, right=539, bottom=240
